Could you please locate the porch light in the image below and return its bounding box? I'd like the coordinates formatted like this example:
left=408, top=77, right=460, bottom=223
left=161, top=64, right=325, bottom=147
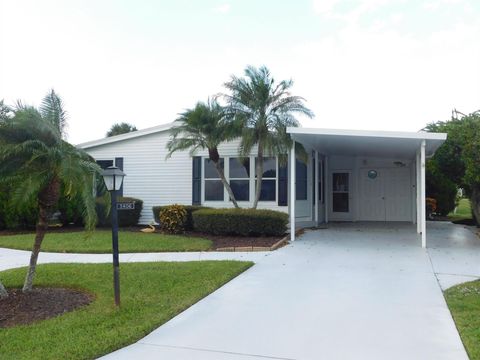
left=102, top=166, right=126, bottom=191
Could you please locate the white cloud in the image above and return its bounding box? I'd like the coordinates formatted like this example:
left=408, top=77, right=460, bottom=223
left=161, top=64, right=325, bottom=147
left=213, top=3, right=231, bottom=14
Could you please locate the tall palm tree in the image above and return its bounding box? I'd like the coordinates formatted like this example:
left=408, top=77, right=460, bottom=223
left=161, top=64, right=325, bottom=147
left=167, top=99, right=240, bottom=208
left=0, top=90, right=101, bottom=293
left=222, top=65, right=314, bottom=208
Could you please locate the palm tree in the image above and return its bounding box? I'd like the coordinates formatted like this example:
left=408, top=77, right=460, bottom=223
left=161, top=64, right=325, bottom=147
left=222, top=65, right=314, bottom=208
left=167, top=99, right=240, bottom=208
left=106, top=122, right=138, bottom=137
left=0, top=90, right=101, bottom=293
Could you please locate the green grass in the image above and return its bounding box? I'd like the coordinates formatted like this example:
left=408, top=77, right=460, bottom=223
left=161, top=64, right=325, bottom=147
left=0, top=230, right=212, bottom=253
left=448, top=198, right=473, bottom=221
left=444, top=279, right=480, bottom=360
left=0, top=261, right=252, bottom=359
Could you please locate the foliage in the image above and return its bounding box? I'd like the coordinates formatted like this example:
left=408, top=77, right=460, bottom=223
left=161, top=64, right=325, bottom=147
left=193, top=208, right=288, bottom=236
left=426, top=111, right=480, bottom=224
left=106, top=122, right=138, bottom=137
left=57, top=190, right=84, bottom=226
left=0, top=261, right=252, bottom=359
left=222, top=65, right=313, bottom=208
left=0, top=90, right=103, bottom=291
left=167, top=99, right=240, bottom=207
left=425, top=160, right=457, bottom=216
left=96, top=196, right=143, bottom=227
left=0, top=230, right=212, bottom=253
left=158, top=204, right=188, bottom=234
left=153, top=205, right=206, bottom=230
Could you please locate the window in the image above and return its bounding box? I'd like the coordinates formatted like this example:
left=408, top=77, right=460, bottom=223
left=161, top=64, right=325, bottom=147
left=256, top=157, right=276, bottom=201
left=204, top=159, right=224, bottom=201
left=296, top=159, right=307, bottom=200
left=332, top=172, right=349, bottom=212
left=96, top=160, right=113, bottom=169
left=229, top=158, right=250, bottom=201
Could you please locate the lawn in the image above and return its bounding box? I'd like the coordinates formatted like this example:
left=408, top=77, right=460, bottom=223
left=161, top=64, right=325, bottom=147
left=0, top=230, right=212, bottom=253
left=0, top=261, right=252, bottom=359
left=444, top=279, right=480, bottom=360
left=448, top=198, right=473, bottom=222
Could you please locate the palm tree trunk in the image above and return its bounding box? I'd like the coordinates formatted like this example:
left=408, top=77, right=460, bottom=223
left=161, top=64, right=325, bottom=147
left=22, top=206, right=48, bottom=293
left=214, top=161, right=239, bottom=208
left=0, top=279, right=8, bottom=299
left=253, top=142, right=264, bottom=209
left=23, top=176, right=60, bottom=293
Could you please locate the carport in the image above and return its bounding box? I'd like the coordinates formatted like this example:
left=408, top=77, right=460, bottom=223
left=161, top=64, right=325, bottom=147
left=287, top=128, right=447, bottom=247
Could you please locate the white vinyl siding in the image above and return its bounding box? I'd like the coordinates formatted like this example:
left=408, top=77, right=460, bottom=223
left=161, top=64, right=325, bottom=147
left=84, top=131, right=192, bottom=224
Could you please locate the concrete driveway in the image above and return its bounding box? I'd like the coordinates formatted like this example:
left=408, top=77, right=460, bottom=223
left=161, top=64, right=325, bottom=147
left=102, top=222, right=479, bottom=360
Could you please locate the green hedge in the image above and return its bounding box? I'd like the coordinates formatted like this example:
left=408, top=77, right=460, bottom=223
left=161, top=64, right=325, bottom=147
left=192, top=208, right=288, bottom=236
left=96, top=196, right=143, bottom=227
left=152, top=205, right=206, bottom=231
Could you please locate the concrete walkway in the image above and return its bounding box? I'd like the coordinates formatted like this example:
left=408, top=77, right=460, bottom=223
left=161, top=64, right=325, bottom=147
left=0, top=248, right=269, bottom=272
left=1, top=222, right=478, bottom=359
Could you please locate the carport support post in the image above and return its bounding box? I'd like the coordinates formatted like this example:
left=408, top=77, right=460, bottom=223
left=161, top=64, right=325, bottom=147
left=420, top=140, right=427, bottom=248
left=416, top=150, right=421, bottom=233
left=290, top=141, right=296, bottom=241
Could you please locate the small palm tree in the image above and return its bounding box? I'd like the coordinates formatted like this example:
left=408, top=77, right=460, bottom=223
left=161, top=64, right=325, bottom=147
left=222, top=65, right=314, bottom=208
left=0, top=90, right=101, bottom=293
left=167, top=99, right=240, bottom=208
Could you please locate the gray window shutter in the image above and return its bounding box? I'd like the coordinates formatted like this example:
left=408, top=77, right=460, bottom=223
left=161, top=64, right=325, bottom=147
left=192, top=157, right=202, bottom=205
left=115, top=157, right=124, bottom=196
left=278, top=159, right=288, bottom=206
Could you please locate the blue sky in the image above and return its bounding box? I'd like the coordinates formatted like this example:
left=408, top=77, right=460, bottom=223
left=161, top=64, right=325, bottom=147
left=1, top=0, right=479, bottom=144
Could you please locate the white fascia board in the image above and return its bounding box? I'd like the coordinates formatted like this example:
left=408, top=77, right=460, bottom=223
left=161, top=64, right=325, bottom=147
left=77, top=122, right=174, bottom=149
left=287, top=127, right=447, bottom=141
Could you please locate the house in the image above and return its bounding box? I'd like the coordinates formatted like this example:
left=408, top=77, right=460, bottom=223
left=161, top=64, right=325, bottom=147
left=77, top=125, right=447, bottom=247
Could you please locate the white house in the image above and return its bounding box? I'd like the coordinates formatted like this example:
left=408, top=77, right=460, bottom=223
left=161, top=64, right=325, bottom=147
left=77, top=125, right=446, bottom=247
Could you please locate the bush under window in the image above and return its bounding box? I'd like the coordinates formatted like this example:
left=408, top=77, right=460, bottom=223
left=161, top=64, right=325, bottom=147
left=192, top=208, right=288, bottom=236
left=152, top=205, right=206, bottom=231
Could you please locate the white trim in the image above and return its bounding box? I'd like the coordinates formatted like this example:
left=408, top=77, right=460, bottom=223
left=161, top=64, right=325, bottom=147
left=290, top=142, right=296, bottom=241
left=420, top=140, right=427, bottom=248
left=314, top=151, right=319, bottom=225
left=77, top=122, right=174, bottom=149
left=287, top=127, right=447, bottom=141
left=324, top=156, right=329, bottom=224
left=416, top=151, right=421, bottom=233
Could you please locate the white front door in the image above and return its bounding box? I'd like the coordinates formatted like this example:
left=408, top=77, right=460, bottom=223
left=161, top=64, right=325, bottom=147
left=384, top=168, right=412, bottom=221
left=359, top=169, right=385, bottom=221
left=330, top=170, right=353, bottom=220
left=358, top=168, right=412, bottom=221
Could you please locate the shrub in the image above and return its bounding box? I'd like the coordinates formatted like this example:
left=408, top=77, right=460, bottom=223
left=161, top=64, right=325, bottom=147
left=152, top=205, right=206, bottom=230
left=96, top=196, right=143, bottom=227
left=57, top=193, right=84, bottom=226
left=193, top=208, right=288, bottom=236
left=159, top=204, right=188, bottom=234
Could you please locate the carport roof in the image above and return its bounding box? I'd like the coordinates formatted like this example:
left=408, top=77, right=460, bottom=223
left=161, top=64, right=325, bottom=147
left=287, top=127, right=447, bottom=159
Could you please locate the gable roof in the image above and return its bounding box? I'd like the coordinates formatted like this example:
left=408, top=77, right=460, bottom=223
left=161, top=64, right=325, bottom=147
left=77, top=122, right=174, bottom=149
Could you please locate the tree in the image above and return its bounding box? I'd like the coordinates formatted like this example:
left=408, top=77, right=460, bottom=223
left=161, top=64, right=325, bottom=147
left=0, top=90, right=102, bottom=293
left=167, top=99, right=240, bottom=208
left=106, top=122, right=137, bottom=137
left=222, top=65, right=314, bottom=208
left=426, top=110, right=480, bottom=223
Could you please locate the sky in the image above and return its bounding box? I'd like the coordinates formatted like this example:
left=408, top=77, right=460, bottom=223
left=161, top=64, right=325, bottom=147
left=0, top=0, right=479, bottom=144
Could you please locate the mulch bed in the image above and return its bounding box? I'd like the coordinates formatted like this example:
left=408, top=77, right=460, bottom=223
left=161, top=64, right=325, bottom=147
left=187, top=232, right=285, bottom=250
left=0, top=288, right=93, bottom=328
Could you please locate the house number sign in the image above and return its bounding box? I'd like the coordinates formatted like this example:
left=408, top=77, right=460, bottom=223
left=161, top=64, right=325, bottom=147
left=117, top=202, right=135, bottom=210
